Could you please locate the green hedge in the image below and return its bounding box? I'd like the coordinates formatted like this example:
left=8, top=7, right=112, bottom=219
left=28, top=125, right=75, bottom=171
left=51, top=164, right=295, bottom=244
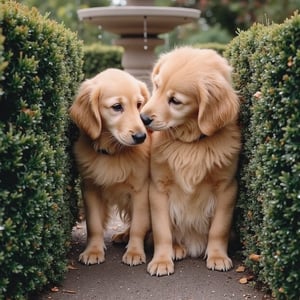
left=83, top=43, right=123, bottom=78
left=225, top=22, right=270, bottom=278
left=225, top=13, right=300, bottom=299
left=194, top=42, right=227, bottom=55
left=0, top=1, right=83, bottom=299
left=82, top=42, right=224, bottom=79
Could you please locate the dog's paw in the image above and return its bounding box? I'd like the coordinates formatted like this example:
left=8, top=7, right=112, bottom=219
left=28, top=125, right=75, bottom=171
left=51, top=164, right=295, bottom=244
left=147, top=258, right=174, bottom=276
left=79, top=246, right=105, bottom=265
left=112, top=230, right=130, bottom=244
left=172, top=244, right=187, bottom=260
left=122, top=249, right=146, bottom=266
left=206, top=254, right=233, bottom=271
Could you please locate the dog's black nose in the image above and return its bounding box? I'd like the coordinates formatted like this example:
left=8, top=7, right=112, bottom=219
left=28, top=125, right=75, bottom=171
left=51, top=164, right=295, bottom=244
left=132, top=132, right=147, bottom=144
left=140, top=114, right=153, bottom=126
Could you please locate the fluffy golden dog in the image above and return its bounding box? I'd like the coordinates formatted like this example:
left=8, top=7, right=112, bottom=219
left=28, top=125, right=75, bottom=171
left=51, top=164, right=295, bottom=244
left=140, top=47, right=241, bottom=276
left=70, top=68, right=151, bottom=266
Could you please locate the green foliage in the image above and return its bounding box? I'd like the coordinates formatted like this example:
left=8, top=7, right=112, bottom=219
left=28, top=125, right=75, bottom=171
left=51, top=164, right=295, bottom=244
left=14, top=0, right=300, bottom=47
left=225, top=12, right=300, bottom=299
left=193, top=42, right=227, bottom=55
left=189, top=24, right=233, bottom=44
left=0, top=31, right=8, bottom=97
left=16, top=0, right=111, bottom=44
left=224, top=23, right=271, bottom=278
left=0, top=1, right=83, bottom=299
left=83, top=43, right=123, bottom=78
left=200, top=0, right=299, bottom=36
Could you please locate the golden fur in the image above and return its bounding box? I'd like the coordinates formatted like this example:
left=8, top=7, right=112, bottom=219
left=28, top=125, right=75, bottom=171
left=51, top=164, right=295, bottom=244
left=140, top=47, right=241, bottom=276
left=70, top=69, right=151, bottom=266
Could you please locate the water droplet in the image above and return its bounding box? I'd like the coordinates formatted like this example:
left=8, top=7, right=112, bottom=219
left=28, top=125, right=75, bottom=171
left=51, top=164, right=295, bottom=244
left=143, top=16, right=148, bottom=51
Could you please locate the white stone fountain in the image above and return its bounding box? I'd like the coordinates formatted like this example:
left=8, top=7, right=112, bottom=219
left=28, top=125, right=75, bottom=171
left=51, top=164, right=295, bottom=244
left=78, top=0, right=200, bottom=86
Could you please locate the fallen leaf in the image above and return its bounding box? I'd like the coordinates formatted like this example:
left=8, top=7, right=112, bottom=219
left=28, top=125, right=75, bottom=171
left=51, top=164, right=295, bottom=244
left=239, top=277, right=248, bottom=284
left=249, top=253, right=261, bottom=262
left=21, top=108, right=36, bottom=116
left=253, top=91, right=262, bottom=99
left=287, top=57, right=293, bottom=67
left=62, top=289, right=76, bottom=294
left=51, top=286, right=59, bottom=292
left=236, top=265, right=246, bottom=273
left=68, top=264, right=79, bottom=270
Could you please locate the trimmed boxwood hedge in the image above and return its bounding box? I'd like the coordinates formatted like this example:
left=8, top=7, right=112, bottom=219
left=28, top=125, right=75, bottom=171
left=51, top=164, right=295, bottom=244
left=83, top=43, right=123, bottom=79
left=0, top=1, right=83, bottom=299
left=225, top=13, right=300, bottom=299
left=224, top=22, right=271, bottom=279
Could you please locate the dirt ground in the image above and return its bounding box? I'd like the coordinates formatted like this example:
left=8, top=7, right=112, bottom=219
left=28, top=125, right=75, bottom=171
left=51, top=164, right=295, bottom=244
left=40, top=215, right=272, bottom=300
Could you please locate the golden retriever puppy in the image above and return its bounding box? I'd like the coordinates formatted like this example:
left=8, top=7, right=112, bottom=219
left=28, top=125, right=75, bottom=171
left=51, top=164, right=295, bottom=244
left=140, top=47, right=241, bottom=276
left=70, top=68, right=151, bottom=266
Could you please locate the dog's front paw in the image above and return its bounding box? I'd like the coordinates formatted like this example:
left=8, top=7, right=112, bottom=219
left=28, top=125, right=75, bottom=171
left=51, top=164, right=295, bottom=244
left=147, top=257, right=174, bottom=276
left=206, top=254, right=233, bottom=271
left=79, top=245, right=105, bottom=265
left=122, top=248, right=146, bottom=266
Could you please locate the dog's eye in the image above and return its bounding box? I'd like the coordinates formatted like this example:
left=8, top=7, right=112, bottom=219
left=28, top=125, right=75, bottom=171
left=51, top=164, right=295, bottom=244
left=137, top=102, right=142, bottom=110
left=112, top=103, right=123, bottom=112
left=168, top=96, right=181, bottom=105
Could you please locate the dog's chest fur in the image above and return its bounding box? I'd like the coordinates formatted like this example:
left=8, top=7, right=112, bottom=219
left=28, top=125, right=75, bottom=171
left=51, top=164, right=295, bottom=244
left=153, top=125, right=240, bottom=193
left=74, top=135, right=150, bottom=195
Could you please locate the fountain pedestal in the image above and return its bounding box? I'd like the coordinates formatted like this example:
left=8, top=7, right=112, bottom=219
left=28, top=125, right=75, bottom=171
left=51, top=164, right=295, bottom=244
left=114, top=37, right=164, bottom=85
left=77, top=3, right=200, bottom=87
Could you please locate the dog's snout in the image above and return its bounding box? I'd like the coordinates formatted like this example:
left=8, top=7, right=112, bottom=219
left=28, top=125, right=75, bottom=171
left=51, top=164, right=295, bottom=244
left=140, top=114, right=153, bottom=126
left=132, top=132, right=147, bottom=144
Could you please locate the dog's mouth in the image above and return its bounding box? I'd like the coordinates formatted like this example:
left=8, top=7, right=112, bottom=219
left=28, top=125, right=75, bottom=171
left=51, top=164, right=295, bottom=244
left=144, top=121, right=179, bottom=132
left=132, top=132, right=147, bottom=144
left=140, top=113, right=185, bottom=131
left=117, top=132, right=147, bottom=146
left=93, top=130, right=147, bottom=155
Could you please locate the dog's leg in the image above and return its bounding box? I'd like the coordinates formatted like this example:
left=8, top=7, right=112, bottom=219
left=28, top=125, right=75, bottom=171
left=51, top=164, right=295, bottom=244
left=147, top=182, right=174, bottom=276
left=122, top=184, right=150, bottom=266
left=79, top=180, right=107, bottom=265
left=173, top=242, right=187, bottom=260
left=206, top=178, right=237, bottom=271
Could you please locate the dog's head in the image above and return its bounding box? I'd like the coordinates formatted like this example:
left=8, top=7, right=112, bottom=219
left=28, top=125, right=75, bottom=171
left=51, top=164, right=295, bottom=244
left=141, top=47, right=239, bottom=139
left=70, top=69, right=149, bottom=147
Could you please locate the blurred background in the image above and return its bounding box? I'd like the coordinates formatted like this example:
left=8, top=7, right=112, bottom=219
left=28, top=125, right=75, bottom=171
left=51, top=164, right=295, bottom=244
left=15, top=0, right=299, bottom=50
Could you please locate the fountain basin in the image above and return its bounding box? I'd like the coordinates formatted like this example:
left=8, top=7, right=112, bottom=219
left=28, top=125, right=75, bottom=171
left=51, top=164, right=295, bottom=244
left=77, top=6, right=200, bottom=35
left=78, top=4, right=200, bottom=87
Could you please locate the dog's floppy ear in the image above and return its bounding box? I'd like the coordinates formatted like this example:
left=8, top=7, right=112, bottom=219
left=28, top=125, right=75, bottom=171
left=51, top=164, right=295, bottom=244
left=151, top=53, right=168, bottom=87
left=69, top=79, right=102, bottom=140
left=197, top=74, right=239, bottom=136
left=138, top=80, right=150, bottom=103
left=152, top=59, right=162, bottom=80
